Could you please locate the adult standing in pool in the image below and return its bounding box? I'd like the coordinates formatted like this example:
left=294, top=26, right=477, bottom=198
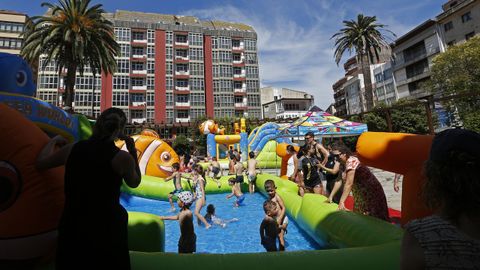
left=328, top=143, right=389, bottom=221
left=36, top=108, right=141, bottom=270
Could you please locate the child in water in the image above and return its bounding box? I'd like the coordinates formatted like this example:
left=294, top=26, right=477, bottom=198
left=159, top=191, right=196, bottom=253
left=204, top=204, right=239, bottom=228
left=260, top=200, right=285, bottom=252
left=164, top=162, right=182, bottom=212
left=264, top=180, right=288, bottom=251
left=226, top=177, right=245, bottom=207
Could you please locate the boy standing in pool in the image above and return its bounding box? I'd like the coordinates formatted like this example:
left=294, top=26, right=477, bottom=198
left=159, top=191, right=196, bottom=253
left=264, top=180, right=288, bottom=251
left=226, top=177, right=245, bottom=207
left=233, top=155, right=245, bottom=187
left=260, top=200, right=282, bottom=252
left=164, top=163, right=182, bottom=212
left=247, top=151, right=260, bottom=194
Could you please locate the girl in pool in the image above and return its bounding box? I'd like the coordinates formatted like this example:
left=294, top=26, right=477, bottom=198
left=204, top=204, right=239, bottom=228
left=191, top=165, right=211, bottom=229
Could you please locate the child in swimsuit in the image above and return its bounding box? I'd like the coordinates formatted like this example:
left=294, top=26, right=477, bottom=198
left=207, top=157, right=222, bottom=188
left=204, top=204, right=239, bottom=228
left=265, top=180, right=288, bottom=251
left=247, top=151, right=261, bottom=194
left=159, top=191, right=196, bottom=253
left=226, top=177, right=245, bottom=207
left=260, top=200, right=283, bottom=252
left=233, top=155, right=245, bottom=184
left=164, top=163, right=182, bottom=212
left=190, top=165, right=211, bottom=229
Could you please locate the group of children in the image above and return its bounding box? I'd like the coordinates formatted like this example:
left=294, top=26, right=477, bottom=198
left=159, top=148, right=288, bottom=253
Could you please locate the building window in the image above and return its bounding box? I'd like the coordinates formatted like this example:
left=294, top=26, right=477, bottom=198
left=188, top=33, right=203, bottom=46
left=131, top=62, right=145, bottom=71
left=112, top=91, right=129, bottom=106
left=38, top=75, right=59, bottom=89
left=383, top=68, right=392, bottom=80
left=0, top=37, right=22, bottom=49
left=147, top=29, right=155, bottom=43
left=117, top=59, right=130, bottom=73
left=190, top=93, right=205, bottom=106
left=147, top=46, right=155, bottom=58
left=406, top=59, right=429, bottom=79
left=147, top=92, right=155, bottom=106
left=114, top=28, right=131, bottom=42
left=131, top=78, right=145, bottom=87
left=177, top=110, right=189, bottom=118
left=132, top=47, right=144, bottom=56
left=176, top=64, right=188, bottom=72
left=132, top=31, right=145, bottom=41
left=113, top=76, right=130, bottom=90
left=166, top=93, right=173, bottom=106
left=147, top=77, right=155, bottom=90
left=0, top=21, right=24, bottom=33
left=444, top=21, right=453, bottom=32
left=176, top=49, right=188, bottom=57
left=465, top=31, right=475, bottom=40
left=166, top=31, right=173, bottom=45
left=175, top=35, right=187, bottom=43
left=403, top=41, right=426, bottom=62
left=176, top=79, right=188, bottom=87
left=119, top=44, right=130, bottom=57
left=176, top=94, right=189, bottom=103
left=374, top=72, right=383, bottom=83
left=461, top=12, right=472, bottom=23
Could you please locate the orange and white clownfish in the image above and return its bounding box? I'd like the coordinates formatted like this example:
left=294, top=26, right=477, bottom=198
left=0, top=104, right=64, bottom=262
left=115, top=133, right=179, bottom=179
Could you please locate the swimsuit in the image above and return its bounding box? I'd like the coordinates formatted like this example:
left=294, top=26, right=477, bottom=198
left=169, top=188, right=183, bottom=196
left=248, top=174, right=256, bottom=183
left=194, top=182, right=203, bottom=199
left=236, top=194, right=245, bottom=205
left=235, top=175, right=244, bottom=183
left=212, top=167, right=220, bottom=176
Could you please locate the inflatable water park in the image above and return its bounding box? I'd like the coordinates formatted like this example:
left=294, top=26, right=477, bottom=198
left=0, top=53, right=435, bottom=269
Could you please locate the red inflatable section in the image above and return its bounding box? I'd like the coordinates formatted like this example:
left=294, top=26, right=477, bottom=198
left=356, top=132, right=434, bottom=225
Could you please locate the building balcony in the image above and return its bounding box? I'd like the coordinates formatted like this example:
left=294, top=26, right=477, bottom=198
left=131, top=85, right=147, bottom=91
left=396, top=71, right=431, bottom=87
left=232, top=44, right=244, bottom=52
left=174, top=56, right=189, bottom=63
left=130, top=70, right=147, bottom=77
left=234, top=88, right=247, bottom=96
left=174, top=41, right=189, bottom=48
left=175, top=85, right=190, bottom=91
left=131, top=40, right=147, bottom=46
left=234, top=86, right=247, bottom=93
left=175, top=101, right=190, bottom=108
left=175, top=117, right=191, bottom=123
left=131, top=55, right=147, bottom=61
left=393, top=47, right=439, bottom=71
left=129, top=102, right=146, bottom=110
left=174, top=71, right=190, bottom=79
left=131, top=117, right=147, bottom=124
left=234, top=102, right=248, bottom=110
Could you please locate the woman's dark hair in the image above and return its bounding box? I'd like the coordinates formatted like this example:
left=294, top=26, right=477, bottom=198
left=423, top=148, right=480, bottom=219
left=92, top=108, right=127, bottom=140
left=286, top=145, right=296, bottom=153
left=331, top=142, right=352, bottom=156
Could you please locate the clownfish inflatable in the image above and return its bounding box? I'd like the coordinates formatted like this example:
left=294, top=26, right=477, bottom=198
left=0, top=104, right=64, bottom=261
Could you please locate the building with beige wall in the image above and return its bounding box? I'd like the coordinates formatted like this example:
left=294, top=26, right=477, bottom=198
left=0, top=10, right=27, bottom=55
left=437, top=0, right=480, bottom=47
left=261, top=87, right=314, bottom=119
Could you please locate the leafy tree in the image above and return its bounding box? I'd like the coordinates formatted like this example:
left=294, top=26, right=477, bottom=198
left=331, top=14, right=395, bottom=111
left=389, top=99, right=433, bottom=134
left=21, top=0, right=119, bottom=111
left=427, top=36, right=480, bottom=132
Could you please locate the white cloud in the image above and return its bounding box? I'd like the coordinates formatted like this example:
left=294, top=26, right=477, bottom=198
left=182, top=2, right=346, bottom=110
left=181, top=0, right=439, bottom=110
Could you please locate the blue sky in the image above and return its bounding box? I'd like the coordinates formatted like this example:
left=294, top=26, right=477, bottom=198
left=2, top=0, right=443, bottom=109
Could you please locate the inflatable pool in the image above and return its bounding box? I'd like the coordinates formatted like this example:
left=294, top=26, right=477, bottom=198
left=119, top=173, right=402, bottom=270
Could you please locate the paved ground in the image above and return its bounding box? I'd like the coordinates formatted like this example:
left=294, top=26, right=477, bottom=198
left=370, top=167, right=402, bottom=211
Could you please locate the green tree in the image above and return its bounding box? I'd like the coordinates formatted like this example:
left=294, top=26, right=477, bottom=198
left=427, top=36, right=480, bottom=132
left=389, top=99, right=433, bottom=134
left=21, top=0, right=119, bottom=111
left=331, top=14, right=395, bottom=111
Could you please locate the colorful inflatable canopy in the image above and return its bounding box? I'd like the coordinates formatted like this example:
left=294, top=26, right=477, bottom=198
left=279, top=106, right=367, bottom=137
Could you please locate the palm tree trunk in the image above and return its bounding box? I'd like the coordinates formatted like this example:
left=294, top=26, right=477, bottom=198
left=64, top=63, right=77, bottom=113
left=359, top=54, right=374, bottom=112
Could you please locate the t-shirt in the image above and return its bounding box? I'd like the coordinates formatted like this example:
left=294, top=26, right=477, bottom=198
left=301, top=157, right=320, bottom=184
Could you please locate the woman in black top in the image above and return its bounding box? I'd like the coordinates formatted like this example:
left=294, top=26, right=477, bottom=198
left=36, top=108, right=141, bottom=270
left=319, top=146, right=342, bottom=204
left=299, top=144, right=324, bottom=195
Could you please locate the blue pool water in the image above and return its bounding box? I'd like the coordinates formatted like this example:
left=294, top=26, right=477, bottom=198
left=120, top=192, right=321, bottom=253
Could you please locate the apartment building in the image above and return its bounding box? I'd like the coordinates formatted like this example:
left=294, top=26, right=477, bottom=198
left=437, top=0, right=480, bottom=47
left=0, top=10, right=27, bottom=54
left=373, top=61, right=397, bottom=105
left=261, top=87, right=314, bottom=119
left=392, top=20, right=445, bottom=100
left=36, top=10, right=261, bottom=123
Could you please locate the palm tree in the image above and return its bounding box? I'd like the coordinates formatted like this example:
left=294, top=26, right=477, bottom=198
left=21, top=0, right=119, bottom=112
left=331, top=14, right=395, bottom=112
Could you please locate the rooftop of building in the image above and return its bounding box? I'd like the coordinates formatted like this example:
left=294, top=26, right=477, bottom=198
left=394, top=19, right=437, bottom=46
left=437, top=0, right=476, bottom=21
left=0, top=9, right=28, bottom=16
left=105, top=10, right=255, bottom=32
